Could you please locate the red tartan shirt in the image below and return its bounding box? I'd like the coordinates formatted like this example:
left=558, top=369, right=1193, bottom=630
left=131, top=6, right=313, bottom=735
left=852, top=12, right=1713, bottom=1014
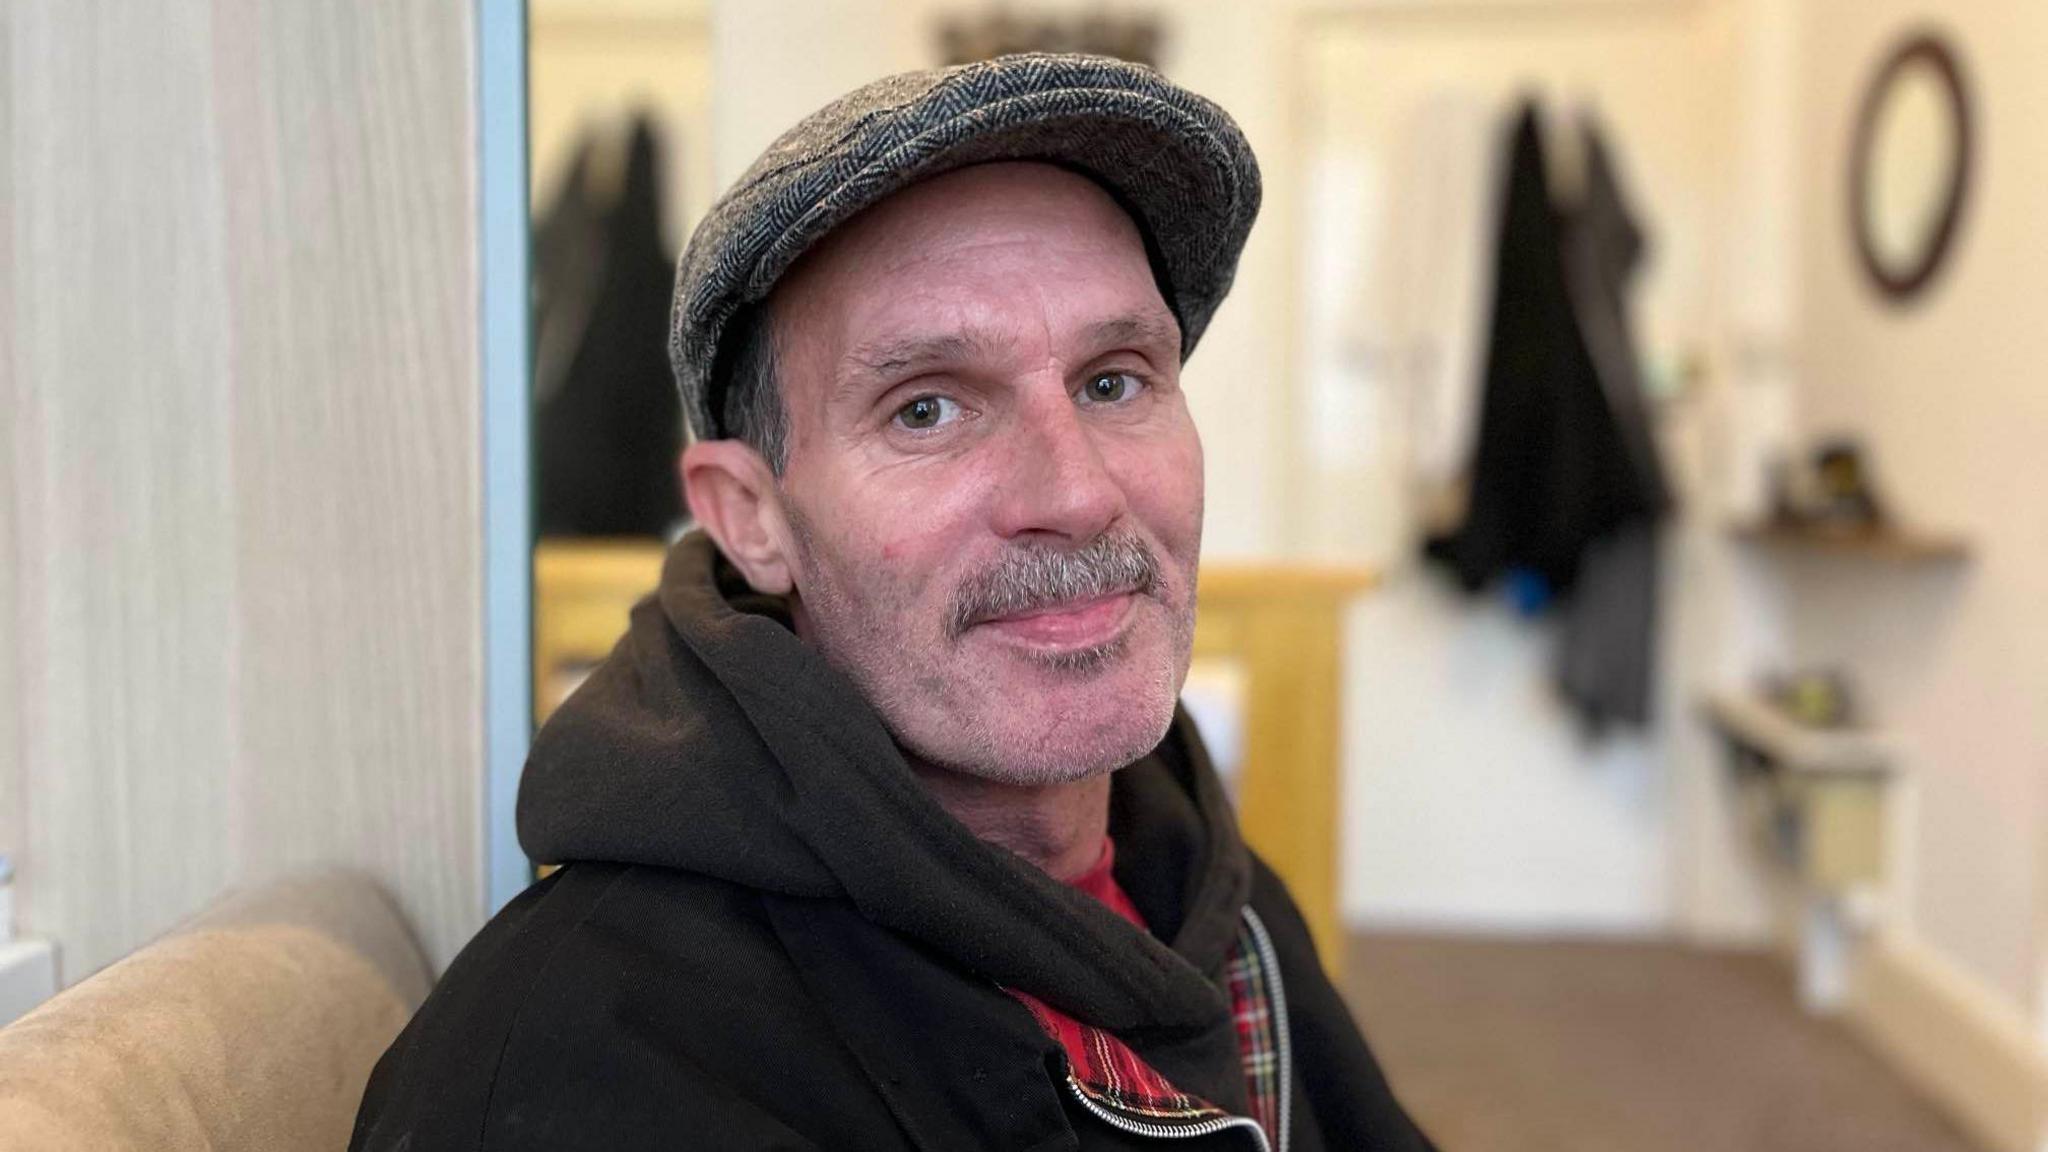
left=1007, top=840, right=1281, bottom=1146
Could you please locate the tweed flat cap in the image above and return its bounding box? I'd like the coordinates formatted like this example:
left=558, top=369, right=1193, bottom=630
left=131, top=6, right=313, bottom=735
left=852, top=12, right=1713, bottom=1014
left=668, top=52, right=1262, bottom=442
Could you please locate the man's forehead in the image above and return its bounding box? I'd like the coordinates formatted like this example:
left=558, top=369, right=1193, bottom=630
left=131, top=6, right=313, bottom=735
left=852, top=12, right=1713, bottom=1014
left=776, top=163, right=1179, bottom=380
left=840, top=311, right=1180, bottom=383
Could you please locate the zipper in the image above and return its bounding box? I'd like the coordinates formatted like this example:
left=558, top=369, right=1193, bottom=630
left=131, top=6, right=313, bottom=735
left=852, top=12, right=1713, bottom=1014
left=1062, top=1074, right=1272, bottom=1152
left=1240, top=907, right=1293, bottom=1152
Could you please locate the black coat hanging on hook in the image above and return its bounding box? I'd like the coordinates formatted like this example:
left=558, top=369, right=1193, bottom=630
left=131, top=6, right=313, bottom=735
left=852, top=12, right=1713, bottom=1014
left=1430, top=101, right=1670, bottom=728
left=534, top=115, right=686, bottom=539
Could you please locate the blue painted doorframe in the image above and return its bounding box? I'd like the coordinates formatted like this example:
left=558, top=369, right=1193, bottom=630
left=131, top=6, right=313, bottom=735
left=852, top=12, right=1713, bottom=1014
left=478, top=0, right=533, bottom=915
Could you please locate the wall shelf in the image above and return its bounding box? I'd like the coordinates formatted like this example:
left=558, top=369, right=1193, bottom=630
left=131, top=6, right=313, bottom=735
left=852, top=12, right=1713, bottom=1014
left=1704, top=691, right=1896, bottom=779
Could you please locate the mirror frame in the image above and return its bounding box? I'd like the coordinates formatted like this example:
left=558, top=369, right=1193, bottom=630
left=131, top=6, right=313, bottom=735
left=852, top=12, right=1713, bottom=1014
left=1848, top=30, right=1974, bottom=303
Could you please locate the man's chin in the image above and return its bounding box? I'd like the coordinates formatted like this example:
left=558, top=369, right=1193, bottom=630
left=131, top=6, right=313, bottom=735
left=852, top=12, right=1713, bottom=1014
left=882, top=608, right=1190, bottom=786
left=903, top=689, right=1180, bottom=789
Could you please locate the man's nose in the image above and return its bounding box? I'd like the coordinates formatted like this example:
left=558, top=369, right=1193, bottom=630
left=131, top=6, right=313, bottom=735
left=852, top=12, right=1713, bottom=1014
left=989, top=387, right=1126, bottom=543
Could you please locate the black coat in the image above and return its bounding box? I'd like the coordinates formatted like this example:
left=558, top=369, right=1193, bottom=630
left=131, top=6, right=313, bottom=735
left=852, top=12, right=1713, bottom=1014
left=532, top=116, right=685, bottom=539
left=1440, top=105, right=1666, bottom=596
left=1436, top=104, right=1669, bottom=727
left=351, top=534, right=1435, bottom=1151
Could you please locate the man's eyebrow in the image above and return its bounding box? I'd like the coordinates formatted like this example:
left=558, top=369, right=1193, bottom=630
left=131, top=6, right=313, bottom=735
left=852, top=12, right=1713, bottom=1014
left=1081, top=312, right=1182, bottom=357
left=839, top=329, right=1017, bottom=389
left=834, top=312, right=1182, bottom=399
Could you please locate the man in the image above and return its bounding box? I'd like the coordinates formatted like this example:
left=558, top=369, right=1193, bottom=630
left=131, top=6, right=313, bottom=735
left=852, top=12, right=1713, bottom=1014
left=353, top=54, right=1435, bottom=1151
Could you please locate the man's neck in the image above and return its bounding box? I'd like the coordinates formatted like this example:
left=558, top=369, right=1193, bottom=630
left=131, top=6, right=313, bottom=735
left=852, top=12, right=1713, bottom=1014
left=908, top=760, right=1112, bottom=884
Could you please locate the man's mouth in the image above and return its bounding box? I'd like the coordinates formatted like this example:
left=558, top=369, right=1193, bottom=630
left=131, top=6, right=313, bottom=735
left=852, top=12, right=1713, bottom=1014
left=973, top=590, right=1139, bottom=649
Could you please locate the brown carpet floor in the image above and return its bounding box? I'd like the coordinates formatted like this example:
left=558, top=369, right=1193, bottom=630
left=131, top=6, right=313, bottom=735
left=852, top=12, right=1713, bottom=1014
left=1344, top=934, right=1987, bottom=1152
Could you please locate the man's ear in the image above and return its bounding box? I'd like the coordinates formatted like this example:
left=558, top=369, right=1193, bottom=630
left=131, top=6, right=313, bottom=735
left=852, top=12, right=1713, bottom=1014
left=680, top=440, right=797, bottom=595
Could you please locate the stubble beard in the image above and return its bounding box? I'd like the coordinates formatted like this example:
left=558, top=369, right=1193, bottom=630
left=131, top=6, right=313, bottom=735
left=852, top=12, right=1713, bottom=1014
left=784, top=506, right=1193, bottom=786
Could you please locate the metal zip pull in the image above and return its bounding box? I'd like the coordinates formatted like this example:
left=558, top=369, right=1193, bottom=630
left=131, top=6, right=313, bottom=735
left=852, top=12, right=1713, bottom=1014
left=1241, top=907, right=1293, bottom=1152
left=1063, top=1074, right=1272, bottom=1152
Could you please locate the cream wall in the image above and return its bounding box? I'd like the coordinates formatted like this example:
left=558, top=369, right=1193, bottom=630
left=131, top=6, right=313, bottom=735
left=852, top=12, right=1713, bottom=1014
left=1, top=2, right=487, bottom=980
left=1787, top=0, right=2048, bottom=1021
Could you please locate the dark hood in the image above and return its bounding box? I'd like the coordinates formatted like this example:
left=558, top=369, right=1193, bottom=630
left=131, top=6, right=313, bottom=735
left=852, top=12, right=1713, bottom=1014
left=517, top=531, right=1253, bottom=1035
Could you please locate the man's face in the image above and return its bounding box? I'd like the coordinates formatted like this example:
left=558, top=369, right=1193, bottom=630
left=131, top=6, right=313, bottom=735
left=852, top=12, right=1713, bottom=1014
left=767, top=162, right=1204, bottom=786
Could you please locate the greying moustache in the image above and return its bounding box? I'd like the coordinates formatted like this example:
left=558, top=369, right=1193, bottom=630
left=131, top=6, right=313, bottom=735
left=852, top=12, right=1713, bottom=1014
left=947, top=532, right=1162, bottom=638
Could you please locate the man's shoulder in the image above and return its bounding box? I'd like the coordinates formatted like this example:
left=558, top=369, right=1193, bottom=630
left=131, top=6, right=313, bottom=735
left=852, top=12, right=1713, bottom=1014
left=350, top=863, right=812, bottom=1151
left=403, top=861, right=787, bottom=1042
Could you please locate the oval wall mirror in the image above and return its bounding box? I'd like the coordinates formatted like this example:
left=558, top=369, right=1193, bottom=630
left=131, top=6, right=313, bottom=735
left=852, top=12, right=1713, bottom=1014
left=1849, top=32, right=1973, bottom=302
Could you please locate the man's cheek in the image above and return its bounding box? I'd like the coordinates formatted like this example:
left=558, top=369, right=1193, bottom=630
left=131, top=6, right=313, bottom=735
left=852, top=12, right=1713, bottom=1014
left=864, top=489, right=970, bottom=588
left=850, top=530, right=946, bottom=623
left=1125, top=461, right=1202, bottom=548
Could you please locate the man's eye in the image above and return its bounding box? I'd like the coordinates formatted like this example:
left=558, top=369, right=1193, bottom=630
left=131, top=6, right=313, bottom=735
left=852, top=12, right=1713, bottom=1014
left=894, top=395, right=960, bottom=430
left=1081, top=372, right=1143, bottom=404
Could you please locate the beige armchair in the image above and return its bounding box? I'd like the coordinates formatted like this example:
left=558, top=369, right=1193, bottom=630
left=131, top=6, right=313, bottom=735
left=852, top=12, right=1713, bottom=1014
left=0, top=870, right=431, bottom=1151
